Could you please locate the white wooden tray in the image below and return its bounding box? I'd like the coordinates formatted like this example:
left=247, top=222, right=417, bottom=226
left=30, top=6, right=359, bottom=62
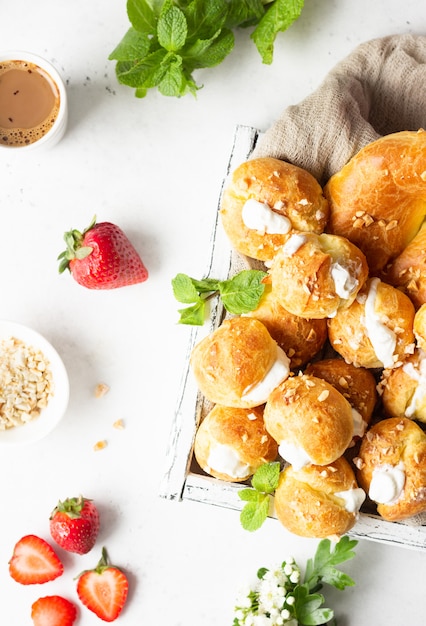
left=159, top=124, right=426, bottom=552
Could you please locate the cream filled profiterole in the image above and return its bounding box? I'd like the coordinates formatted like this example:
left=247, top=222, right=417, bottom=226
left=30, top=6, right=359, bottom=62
left=194, top=404, right=278, bottom=482
left=274, top=457, right=365, bottom=538
left=356, top=417, right=426, bottom=522
left=264, top=373, right=354, bottom=469
left=328, top=277, right=416, bottom=369
left=190, top=317, right=290, bottom=408
left=220, top=157, right=329, bottom=262
left=268, top=232, right=369, bottom=319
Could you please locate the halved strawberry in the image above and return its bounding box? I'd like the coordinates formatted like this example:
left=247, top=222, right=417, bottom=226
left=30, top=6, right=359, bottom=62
left=50, top=495, right=100, bottom=555
left=31, top=595, right=77, bottom=626
left=76, top=547, right=129, bottom=622
left=9, top=534, right=64, bottom=585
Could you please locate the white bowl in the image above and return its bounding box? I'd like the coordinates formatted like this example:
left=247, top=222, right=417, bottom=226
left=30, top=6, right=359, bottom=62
left=0, top=321, right=69, bottom=446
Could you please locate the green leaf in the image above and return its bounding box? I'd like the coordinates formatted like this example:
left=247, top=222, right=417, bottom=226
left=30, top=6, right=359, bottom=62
left=115, top=48, right=168, bottom=88
left=226, top=0, right=265, bottom=29
left=251, top=0, right=304, bottom=64
left=172, top=273, right=200, bottom=303
left=304, top=536, right=358, bottom=593
left=158, top=6, right=188, bottom=51
left=251, top=461, right=280, bottom=493
left=184, top=0, right=228, bottom=41
left=109, top=27, right=151, bottom=61
left=219, top=269, right=267, bottom=314
left=184, top=29, right=235, bottom=69
left=177, top=301, right=206, bottom=325
left=190, top=277, right=221, bottom=293
left=240, top=494, right=270, bottom=531
left=158, top=56, right=187, bottom=96
left=238, top=487, right=263, bottom=503
left=127, top=0, right=164, bottom=33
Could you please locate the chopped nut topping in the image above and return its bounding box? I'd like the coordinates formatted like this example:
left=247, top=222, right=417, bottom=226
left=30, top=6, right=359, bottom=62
left=0, top=337, right=54, bottom=430
left=317, top=389, right=329, bottom=402
left=385, top=220, right=398, bottom=231
left=94, top=383, right=110, bottom=398
left=93, top=440, right=107, bottom=451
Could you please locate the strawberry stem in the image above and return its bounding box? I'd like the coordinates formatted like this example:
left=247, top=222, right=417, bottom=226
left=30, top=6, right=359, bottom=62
left=57, top=215, right=97, bottom=273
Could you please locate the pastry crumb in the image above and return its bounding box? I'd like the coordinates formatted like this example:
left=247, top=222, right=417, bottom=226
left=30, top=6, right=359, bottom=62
left=113, top=419, right=125, bottom=430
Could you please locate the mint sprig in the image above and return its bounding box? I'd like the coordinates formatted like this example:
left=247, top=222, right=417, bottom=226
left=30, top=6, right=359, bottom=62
left=109, top=0, right=305, bottom=98
left=238, top=461, right=280, bottom=531
left=172, top=269, right=267, bottom=325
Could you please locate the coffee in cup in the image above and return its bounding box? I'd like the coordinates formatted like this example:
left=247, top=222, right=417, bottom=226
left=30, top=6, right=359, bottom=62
left=0, top=52, right=67, bottom=151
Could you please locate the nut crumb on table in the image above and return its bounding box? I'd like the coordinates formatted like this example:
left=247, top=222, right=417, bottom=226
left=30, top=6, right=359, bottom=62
left=94, top=383, right=110, bottom=398
left=0, top=337, right=53, bottom=430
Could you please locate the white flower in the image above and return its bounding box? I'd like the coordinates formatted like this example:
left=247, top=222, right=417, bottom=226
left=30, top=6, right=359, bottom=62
left=289, top=570, right=300, bottom=584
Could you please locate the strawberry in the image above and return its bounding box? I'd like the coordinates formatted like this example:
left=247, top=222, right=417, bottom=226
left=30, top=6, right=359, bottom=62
left=49, top=495, right=100, bottom=554
left=9, top=534, right=63, bottom=585
left=76, top=547, right=129, bottom=622
left=58, top=215, right=148, bottom=289
left=31, top=595, right=77, bottom=626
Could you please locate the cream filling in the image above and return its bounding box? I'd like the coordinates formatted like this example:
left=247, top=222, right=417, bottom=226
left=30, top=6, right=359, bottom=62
left=364, top=278, right=396, bottom=368
left=281, top=233, right=307, bottom=256
left=206, top=444, right=252, bottom=479
left=369, top=462, right=405, bottom=505
left=335, top=487, right=366, bottom=513
left=331, top=262, right=358, bottom=299
left=352, top=408, right=367, bottom=438
left=403, top=353, right=426, bottom=417
left=241, top=346, right=290, bottom=405
left=242, top=198, right=292, bottom=235
left=278, top=440, right=313, bottom=470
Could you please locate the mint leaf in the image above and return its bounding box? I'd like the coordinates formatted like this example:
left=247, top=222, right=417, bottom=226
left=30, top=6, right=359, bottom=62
left=184, top=0, right=228, bottom=40
left=177, top=301, right=205, bottom=325
left=111, top=0, right=305, bottom=98
left=251, top=0, right=305, bottom=64
left=108, top=27, right=151, bottom=61
left=239, top=493, right=270, bottom=531
left=172, top=270, right=266, bottom=325
left=127, top=0, right=163, bottom=33
left=238, top=462, right=280, bottom=532
left=226, top=0, right=265, bottom=29
left=172, top=273, right=200, bottom=303
left=251, top=461, right=280, bottom=493
left=158, top=5, right=188, bottom=51
left=219, top=269, right=267, bottom=314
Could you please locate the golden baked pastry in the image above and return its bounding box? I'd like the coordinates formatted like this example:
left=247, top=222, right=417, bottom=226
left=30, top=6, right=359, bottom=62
left=414, top=304, right=426, bottom=351
left=190, top=317, right=290, bottom=408
left=193, top=404, right=278, bottom=482
left=220, top=157, right=328, bottom=261
left=305, top=358, right=377, bottom=437
left=356, top=417, right=426, bottom=522
left=263, top=373, right=354, bottom=468
left=245, top=288, right=327, bottom=369
left=383, top=222, right=426, bottom=309
left=325, top=129, right=426, bottom=275
left=380, top=349, right=426, bottom=423
left=328, top=277, right=416, bottom=369
left=268, top=232, right=368, bottom=319
left=273, top=457, right=365, bottom=538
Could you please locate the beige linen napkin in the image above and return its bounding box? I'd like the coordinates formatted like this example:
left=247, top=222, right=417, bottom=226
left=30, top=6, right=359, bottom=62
left=252, top=34, right=426, bottom=184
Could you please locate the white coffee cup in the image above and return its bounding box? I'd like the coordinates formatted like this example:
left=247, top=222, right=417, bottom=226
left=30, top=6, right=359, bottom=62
left=0, top=50, right=68, bottom=152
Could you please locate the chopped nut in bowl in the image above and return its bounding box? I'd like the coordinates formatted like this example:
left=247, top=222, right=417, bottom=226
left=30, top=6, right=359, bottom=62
left=0, top=320, right=69, bottom=446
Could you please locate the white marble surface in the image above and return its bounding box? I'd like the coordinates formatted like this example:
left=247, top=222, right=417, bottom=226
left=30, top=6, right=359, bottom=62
left=1, top=1, right=425, bottom=624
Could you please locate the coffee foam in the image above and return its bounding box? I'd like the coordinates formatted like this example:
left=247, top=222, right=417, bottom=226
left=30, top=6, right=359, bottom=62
left=0, top=60, right=61, bottom=147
